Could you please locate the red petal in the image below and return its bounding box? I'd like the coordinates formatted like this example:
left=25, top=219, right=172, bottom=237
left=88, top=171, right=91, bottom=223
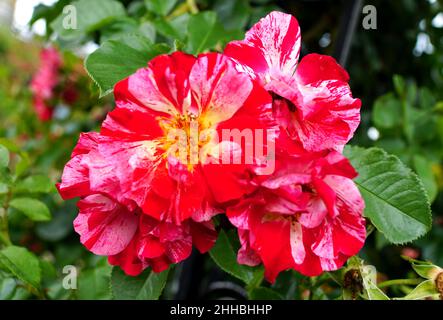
left=149, top=256, right=171, bottom=273
left=202, top=162, right=256, bottom=204
left=138, top=235, right=165, bottom=258
left=164, top=238, right=192, bottom=263
left=71, top=132, right=99, bottom=157
left=190, top=53, right=254, bottom=124
left=32, top=97, right=53, bottom=121
left=75, top=194, right=138, bottom=255
left=190, top=220, right=218, bottom=253
left=249, top=211, right=294, bottom=283
left=100, top=105, right=163, bottom=141
left=108, top=234, right=145, bottom=276
left=237, top=229, right=261, bottom=266
left=225, top=11, right=301, bottom=82
left=118, top=52, right=196, bottom=115
left=57, top=154, right=90, bottom=200
left=296, top=54, right=349, bottom=84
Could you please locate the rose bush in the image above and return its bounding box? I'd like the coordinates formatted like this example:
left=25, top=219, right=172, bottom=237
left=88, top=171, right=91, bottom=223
left=0, top=0, right=442, bottom=300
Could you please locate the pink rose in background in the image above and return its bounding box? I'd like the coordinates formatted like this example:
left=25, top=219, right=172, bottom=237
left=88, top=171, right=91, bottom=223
left=30, top=47, right=62, bottom=120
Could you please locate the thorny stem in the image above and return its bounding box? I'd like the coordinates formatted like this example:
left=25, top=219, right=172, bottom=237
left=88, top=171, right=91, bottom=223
left=378, top=278, right=423, bottom=288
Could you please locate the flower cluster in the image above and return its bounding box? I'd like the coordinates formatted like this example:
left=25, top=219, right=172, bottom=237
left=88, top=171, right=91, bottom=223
left=224, top=11, right=365, bottom=282
left=30, top=46, right=78, bottom=121
left=58, top=12, right=365, bottom=282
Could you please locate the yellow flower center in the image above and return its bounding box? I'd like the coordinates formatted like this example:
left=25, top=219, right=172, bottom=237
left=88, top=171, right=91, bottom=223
left=157, top=112, right=215, bottom=171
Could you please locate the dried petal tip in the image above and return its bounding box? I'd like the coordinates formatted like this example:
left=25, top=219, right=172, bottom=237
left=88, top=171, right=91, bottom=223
left=435, top=272, right=443, bottom=298
left=343, top=268, right=363, bottom=300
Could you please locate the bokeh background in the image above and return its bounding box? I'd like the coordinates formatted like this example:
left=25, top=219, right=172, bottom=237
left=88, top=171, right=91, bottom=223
left=0, top=0, right=442, bottom=299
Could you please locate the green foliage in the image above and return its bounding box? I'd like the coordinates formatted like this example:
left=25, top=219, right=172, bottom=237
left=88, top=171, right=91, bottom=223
left=412, top=155, right=438, bottom=202
left=9, top=198, right=51, bottom=222
left=396, top=280, right=439, bottom=300
left=345, top=146, right=432, bottom=244
left=186, top=11, right=221, bottom=54
left=0, top=145, right=9, bottom=168
left=77, top=259, right=112, bottom=300
left=51, top=0, right=126, bottom=41
left=0, top=246, right=41, bottom=290
left=85, top=34, right=170, bottom=96
left=145, top=0, right=178, bottom=16
left=249, top=287, right=283, bottom=300
left=111, top=267, right=170, bottom=300
left=213, top=0, right=251, bottom=30
left=209, top=229, right=263, bottom=286
left=14, top=175, right=55, bottom=194
left=372, top=93, right=402, bottom=129
left=153, top=14, right=190, bottom=42
left=370, top=75, right=443, bottom=203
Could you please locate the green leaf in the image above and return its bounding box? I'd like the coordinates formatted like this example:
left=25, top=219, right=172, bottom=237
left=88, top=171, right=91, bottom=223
left=29, top=0, right=71, bottom=29
left=213, top=0, right=250, bottom=30
left=99, top=19, right=156, bottom=44
left=139, top=22, right=156, bottom=42
left=0, top=246, right=41, bottom=289
left=0, top=139, right=19, bottom=153
left=111, top=267, right=169, bottom=300
left=372, top=93, right=402, bottom=129
left=344, top=146, right=432, bottom=244
left=29, top=3, right=52, bottom=26
left=78, top=262, right=112, bottom=300
left=412, top=155, right=437, bottom=203
left=0, top=165, right=12, bottom=192
left=145, top=0, right=177, bottom=16
left=15, top=153, right=30, bottom=177
left=9, top=198, right=51, bottom=222
left=153, top=14, right=189, bottom=42
left=85, top=34, right=170, bottom=97
left=36, top=201, right=77, bottom=242
left=406, top=81, right=417, bottom=106
left=0, top=183, right=8, bottom=195
left=186, top=11, right=223, bottom=54
left=249, top=287, right=283, bottom=300
left=14, top=175, right=55, bottom=194
left=396, top=280, right=439, bottom=300
left=418, top=87, right=436, bottom=109
left=174, top=39, right=186, bottom=51
left=0, top=144, right=9, bottom=168
left=209, top=230, right=260, bottom=285
left=51, top=0, right=126, bottom=41
left=0, top=272, right=17, bottom=300
left=99, top=17, right=139, bottom=43
left=39, top=259, right=57, bottom=284
left=402, top=256, right=442, bottom=279
left=393, top=74, right=406, bottom=97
